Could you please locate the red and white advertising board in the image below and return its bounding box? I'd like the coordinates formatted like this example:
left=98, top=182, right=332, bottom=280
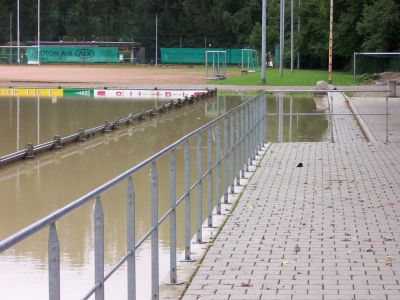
left=94, top=89, right=207, bottom=99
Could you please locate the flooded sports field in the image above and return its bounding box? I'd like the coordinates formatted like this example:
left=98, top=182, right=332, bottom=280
left=0, top=94, right=327, bottom=299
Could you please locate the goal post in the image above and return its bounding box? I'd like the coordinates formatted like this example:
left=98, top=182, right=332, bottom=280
left=205, top=51, right=227, bottom=80
left=354, top=52, right=400, bottom=79
left=241, top=49, right=260, bottom=72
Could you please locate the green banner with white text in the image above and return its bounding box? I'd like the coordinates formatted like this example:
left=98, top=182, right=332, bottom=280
left=27, top=46, right=119, bottom=63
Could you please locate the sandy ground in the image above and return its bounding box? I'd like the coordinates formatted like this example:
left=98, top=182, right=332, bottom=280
left=0, top=64, right=241, bottom=85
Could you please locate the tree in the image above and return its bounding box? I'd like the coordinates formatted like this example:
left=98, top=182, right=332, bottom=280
left=357, top=0, right=400, bottom=51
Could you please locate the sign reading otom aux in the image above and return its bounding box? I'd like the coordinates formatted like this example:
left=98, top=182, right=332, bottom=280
left=94, top=89, right=208, bottom=99
left=27, top=46, right=119, bottom=63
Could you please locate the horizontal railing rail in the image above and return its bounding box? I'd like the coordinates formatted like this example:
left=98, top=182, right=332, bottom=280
left=0, top=92, right=268, bottom=300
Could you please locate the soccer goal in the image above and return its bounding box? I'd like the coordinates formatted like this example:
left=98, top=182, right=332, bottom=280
left=205, top=51, right=227, bottom=80
left=354, top=52, right=400, bottom=79
left=241, top=49, right=260, bottom=72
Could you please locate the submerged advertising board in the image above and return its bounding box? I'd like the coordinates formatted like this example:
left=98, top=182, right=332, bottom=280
left=94, top=89, right=207, bottom=99
left=27, top=46, right=119, bottom=63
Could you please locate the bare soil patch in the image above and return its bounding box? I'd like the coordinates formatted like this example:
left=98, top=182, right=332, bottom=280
left=0, top=64, right=240, bottom=85
left=374, top=72, right=400, bottom=85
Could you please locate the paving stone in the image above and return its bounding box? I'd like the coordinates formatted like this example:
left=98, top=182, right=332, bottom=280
left=182, top=93, right=400, bottom=300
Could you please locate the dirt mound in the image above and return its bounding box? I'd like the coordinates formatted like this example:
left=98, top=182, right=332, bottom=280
left=374, top=72, right=400, bottom=85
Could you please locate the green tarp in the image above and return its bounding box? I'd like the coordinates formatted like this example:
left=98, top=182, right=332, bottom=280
left=161, top=48, right=252, bottom=64
left=27, top=46, right=119, bottom=63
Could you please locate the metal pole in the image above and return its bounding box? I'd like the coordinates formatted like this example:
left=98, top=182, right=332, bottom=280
left=215, top=124, right=221, bottom=215
left=289, top=97, right=293, bottom=142
left=150, top=162, right=159, bottom=299
left=386, top=96, right=389, bottom=143
left=17, top=0, right=20, bottom=64
left=155, top=13, right=158, bottom=66
left=279, top=0, right=285, bottom=77
left=240, top=109, right=245, bottom=178
left=9, top=13, right=12, bottom=64
left=235, top=111, right=240, bottom=185
left=353, top=52, right=356, bottom=80
left=330, top=94, right=334, bottom=143
left=328, top=0, right=333, bottom=83
left=37, top=96, right=40, bottom=144
left=184, top=141, right=192, bottom=260
left=223, top=119, right=228, bottom=203
left=229, top=116, right=235, bottom=194
left=126, top=177, right=136, bottom=300
left=169, top=150, right=177, bottom=283
left=38, top=0, right=40, bottom=65
left=196, top=135, right=203, bottom=242
left=297, top=0, right=301, bottom=69
left=290, top=0, right=294, bottom=72
left=94, top=196, right=104, bottom=300
left=207, top=128, right=213, bottom=227
left=48, top=223, right=60, bottom=300
left=261, top=0, right=267, bottom=83
left=244, top=106, right=249, bottom=171
left=263, top=96, right=269, bottom=142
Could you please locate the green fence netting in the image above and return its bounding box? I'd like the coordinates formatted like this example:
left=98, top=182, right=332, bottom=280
left=161, top=48, right=255, bottom=64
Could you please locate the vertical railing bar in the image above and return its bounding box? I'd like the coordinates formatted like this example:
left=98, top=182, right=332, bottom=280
left=386, top=96, right=389, bottom=143
left=207, top=128, right=213, bottom=227
left=265, top=95, right=268, bottom=144
left=151, top=162, right=159, bottom=299
left=258, top=97, right=262, bottom=150
left=235, top=111, right=240, bottom=186
left=94, top=196, right=104, bottom=300
left=196, top=135, right=203, bottom=242
left=255, top=98, right=260, bottom=157
left=289, top=97, right=293, bottom=143
left=275, top=96, right=279, bottom=141
left=330, top=94, right=334, bottom=143
left=169, top=150, right=177, bottom=282
left=240, top=108, right=245, bottom=178
left=279, top=95, right=284, bottom=143
left=127, top=176, right=136, bottom=300
left=215, top=124, right=221, bottom=215
left=229, top=115, right=235, bottom=194
left=184, top=141, right=193, bottom=260
left=248, top=103, right=252, bottom=166
left=249, top=99, right=258, bottom=161
left=245, top=105, right=249, bottom=171
left=256, top=98, right=260, bottom=152
left=48, top=222, right=60, bottom=300
left=253, top=100, right=257, bottom=156
left=223, top=118, right=229, bottom=203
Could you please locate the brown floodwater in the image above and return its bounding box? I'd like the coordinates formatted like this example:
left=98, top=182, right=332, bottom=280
left=0, top=94, right=327, bottom=299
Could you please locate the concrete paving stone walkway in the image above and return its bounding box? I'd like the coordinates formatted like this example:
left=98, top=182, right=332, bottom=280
left=183, top=93, right=400, bottom=300
left=349, top=97, right=400, bottom=144
left=183, top=143, right=400, bottom=300
left=329, top=92, right=366, bottom=143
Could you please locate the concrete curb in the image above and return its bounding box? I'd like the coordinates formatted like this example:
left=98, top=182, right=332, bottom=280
left=342, top=93, right=377, bottom=143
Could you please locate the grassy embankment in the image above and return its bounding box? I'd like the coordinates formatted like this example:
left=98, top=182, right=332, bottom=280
left=213, top=68, right=355, bottom=86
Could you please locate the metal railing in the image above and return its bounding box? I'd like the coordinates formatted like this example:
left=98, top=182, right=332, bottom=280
left=264, top=88, right=392, bottom=143
left=0, top=93, right=267, bottom=300
left=0, top=89, right=216, bottom=166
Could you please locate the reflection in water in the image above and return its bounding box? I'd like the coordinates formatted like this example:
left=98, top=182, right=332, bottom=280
left=0, top=95, right=327, bottom=299
left=0, top=97, right=168, bottom=156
